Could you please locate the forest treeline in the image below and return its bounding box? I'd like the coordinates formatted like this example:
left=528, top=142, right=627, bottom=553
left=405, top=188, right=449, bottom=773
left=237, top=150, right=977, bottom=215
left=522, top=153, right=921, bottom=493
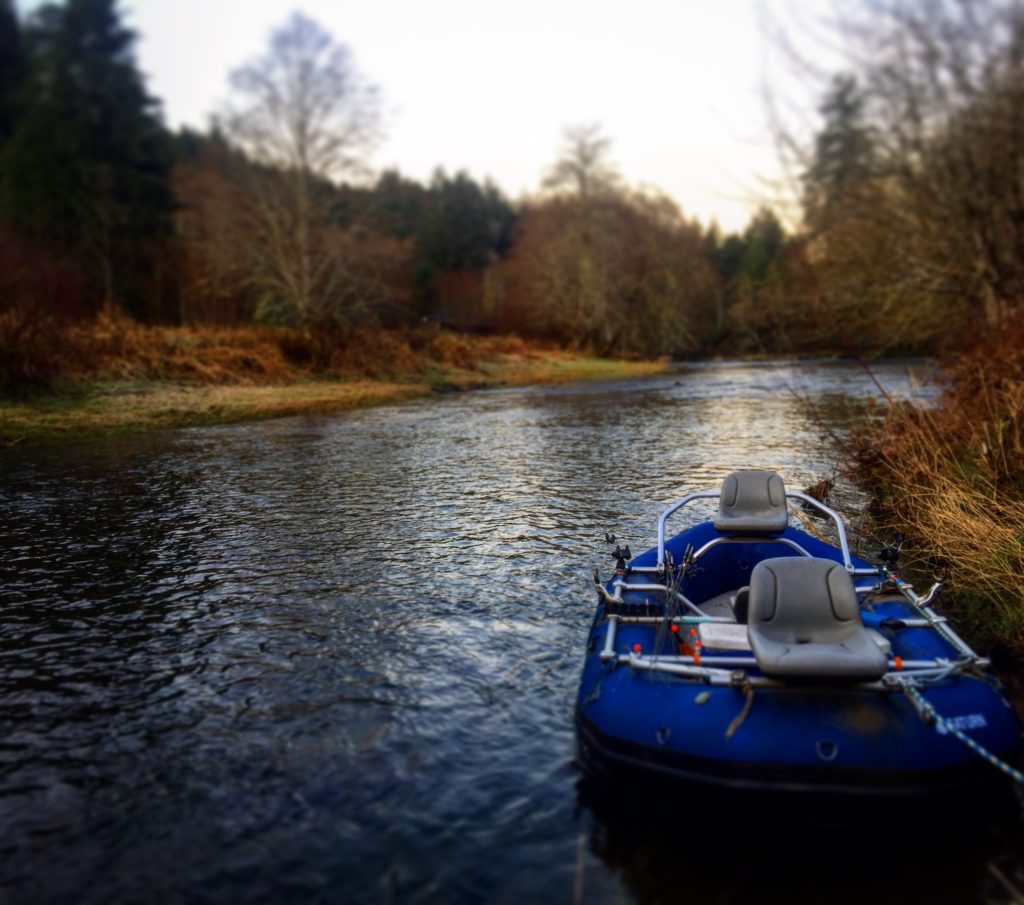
left=2, top=0, right=1024, bottom=391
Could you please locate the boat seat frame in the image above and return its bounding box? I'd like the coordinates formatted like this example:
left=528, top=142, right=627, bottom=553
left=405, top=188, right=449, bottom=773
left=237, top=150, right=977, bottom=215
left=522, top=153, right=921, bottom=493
left=650, top=488, right=874, bottom=576
left=689, top=534, right=813, bottom=563
left=592, top=483, right=986, bottom=683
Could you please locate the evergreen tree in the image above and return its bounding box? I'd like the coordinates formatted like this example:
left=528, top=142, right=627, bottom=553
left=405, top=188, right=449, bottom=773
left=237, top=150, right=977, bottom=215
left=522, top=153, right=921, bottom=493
left=368, top=169, right=425, bottom=239
left=713, top=232, right=748, bottom=282
left=0, top=0, right=173, bottom=316
left=412, top=169, right=516, bottom=317
left=0, top=0, right=22, bottom=147
left=416, top=169, right=515, bottom=272
left=739, top=208, right=785, bottom=282
left=802, top=75, right=876, bottom=233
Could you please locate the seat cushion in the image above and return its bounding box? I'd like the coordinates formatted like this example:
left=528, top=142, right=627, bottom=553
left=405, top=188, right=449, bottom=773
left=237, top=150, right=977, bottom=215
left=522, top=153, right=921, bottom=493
left=746, top=557, right=888, bottom=681
left=747, top=633, right=888, bottom=681
left=713, top=470, right=789, bottom=534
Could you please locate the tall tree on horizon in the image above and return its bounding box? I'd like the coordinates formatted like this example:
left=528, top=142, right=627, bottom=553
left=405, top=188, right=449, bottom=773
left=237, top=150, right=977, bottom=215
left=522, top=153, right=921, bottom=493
left=801, top=74, right=876, bottom=235
left=542, top=123, right=621, bottom=200
left=0, top=0, right=22, bottom=148
left=220, top=12, right=382, bottom=332
left=0, top=0, right=173, bottom=316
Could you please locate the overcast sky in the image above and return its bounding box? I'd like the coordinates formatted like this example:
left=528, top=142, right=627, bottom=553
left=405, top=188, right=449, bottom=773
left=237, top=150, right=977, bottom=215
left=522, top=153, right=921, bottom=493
left=20, top=0, right=836, bottom=231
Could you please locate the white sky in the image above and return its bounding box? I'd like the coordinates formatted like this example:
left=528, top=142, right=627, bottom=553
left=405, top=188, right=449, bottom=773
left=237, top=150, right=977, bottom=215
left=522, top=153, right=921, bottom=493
left=19, top=0, right=835, bottom=231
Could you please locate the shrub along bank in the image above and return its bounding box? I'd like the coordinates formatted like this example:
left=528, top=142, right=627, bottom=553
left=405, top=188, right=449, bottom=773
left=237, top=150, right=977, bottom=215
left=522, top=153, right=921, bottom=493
left=0, top=311, right=671, bottom=444
left=847, top=320, right=1024, bottom=661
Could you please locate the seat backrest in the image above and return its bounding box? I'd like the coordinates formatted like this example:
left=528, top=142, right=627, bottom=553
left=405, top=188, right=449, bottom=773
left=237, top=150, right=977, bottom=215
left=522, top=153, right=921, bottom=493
left=713, top=470, right=788, bottom=534
left=730, top=586, right=750, bottom=623
left=747, top=557, right=860, bottom=643
left=745, top=556, right=888, bottom=681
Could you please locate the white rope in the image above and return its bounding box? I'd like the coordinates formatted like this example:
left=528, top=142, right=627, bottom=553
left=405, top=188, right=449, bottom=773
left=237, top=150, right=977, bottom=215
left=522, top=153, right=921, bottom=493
left=903, top=683, right=1024, bottom=784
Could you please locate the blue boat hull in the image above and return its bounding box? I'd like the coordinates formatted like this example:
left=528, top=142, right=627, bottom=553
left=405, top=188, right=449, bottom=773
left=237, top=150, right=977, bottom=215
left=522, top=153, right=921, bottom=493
left=575, top=522, right=1022, bottom=799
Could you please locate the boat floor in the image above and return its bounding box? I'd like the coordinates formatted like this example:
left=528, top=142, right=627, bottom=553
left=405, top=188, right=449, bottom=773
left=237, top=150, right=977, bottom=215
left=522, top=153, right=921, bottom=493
left=697, top=588, right=737, bottom=619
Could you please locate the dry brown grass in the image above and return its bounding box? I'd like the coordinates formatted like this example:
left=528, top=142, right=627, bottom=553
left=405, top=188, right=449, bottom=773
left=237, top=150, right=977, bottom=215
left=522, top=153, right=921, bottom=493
left=0, top=311, right=671, bottom=443
left=0, top=309, right=562, bottom=390
left=849, top=320, right=1024, bottom=647
left=0, top=381, right=430, bottom=444
left=1, top=307, right=302, bottom=390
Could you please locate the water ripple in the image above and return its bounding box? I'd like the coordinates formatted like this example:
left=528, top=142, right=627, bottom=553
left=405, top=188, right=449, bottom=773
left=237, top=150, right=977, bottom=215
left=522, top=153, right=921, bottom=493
left=5, top=359, right=1002, bottom=904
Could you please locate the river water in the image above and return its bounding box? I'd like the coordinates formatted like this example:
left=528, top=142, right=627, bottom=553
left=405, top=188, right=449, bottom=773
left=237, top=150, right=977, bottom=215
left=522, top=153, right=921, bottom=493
left=1, top=359, right=1019, bottom=904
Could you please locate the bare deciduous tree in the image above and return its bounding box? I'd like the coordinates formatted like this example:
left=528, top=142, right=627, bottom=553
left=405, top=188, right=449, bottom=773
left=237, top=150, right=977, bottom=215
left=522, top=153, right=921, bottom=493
left=220, top=12, right=381, bottom=334
left=542, top=123, right=622, bottom=200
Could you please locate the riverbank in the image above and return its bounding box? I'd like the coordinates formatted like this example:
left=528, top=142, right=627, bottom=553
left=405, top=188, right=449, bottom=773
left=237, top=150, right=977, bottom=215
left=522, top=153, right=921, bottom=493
left=0, top=317, right=671, bottom=444
left=845, top=319, right=1024, bottom=662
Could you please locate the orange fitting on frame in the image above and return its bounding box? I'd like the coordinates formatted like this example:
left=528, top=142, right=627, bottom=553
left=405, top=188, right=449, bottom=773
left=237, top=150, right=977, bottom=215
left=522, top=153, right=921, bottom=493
left=894, top=656, right=903, bottom=671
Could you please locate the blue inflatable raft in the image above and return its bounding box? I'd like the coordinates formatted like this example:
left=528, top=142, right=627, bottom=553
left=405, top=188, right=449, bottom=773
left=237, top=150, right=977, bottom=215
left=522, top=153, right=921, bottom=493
left=576, top=470, right=1022, bottom=800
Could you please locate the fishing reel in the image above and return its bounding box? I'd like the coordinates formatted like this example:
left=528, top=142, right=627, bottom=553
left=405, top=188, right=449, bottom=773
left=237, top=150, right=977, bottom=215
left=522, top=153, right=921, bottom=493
left=605, top=533, right=632, bottom=575
left=878, top=533, right=904, bottom=571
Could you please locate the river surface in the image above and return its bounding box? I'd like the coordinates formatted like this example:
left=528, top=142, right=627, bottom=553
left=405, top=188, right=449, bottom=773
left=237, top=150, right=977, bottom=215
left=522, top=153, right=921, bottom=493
left=2, top=359, right=1020, bottom=904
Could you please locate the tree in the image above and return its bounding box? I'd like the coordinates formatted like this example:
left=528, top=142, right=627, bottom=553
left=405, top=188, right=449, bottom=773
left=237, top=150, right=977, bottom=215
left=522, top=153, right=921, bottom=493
left=783, top=0, right=1024, bottom=345
left=511, top=126, right=623, bottom=349
left=411, top=169, right=516, bottom=321
left=351, top=169, right=426, bottom=239
left=0, top=0, right=173, bottom=317
left=504, top=190, right=718, bottom=356
left=543, top=123, right=621, bottom=200
left=170, top=129, right=259, bottom=323
left=221, top=12, right=381, bottom=331
left=0, top=0, right=22, bottom=146
left=801, top=75, right=876, bottom=234
left=739, top=208, right=786, bottom=282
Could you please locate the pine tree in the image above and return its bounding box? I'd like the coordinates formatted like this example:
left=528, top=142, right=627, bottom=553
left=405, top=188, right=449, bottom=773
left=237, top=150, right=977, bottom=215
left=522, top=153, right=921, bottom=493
left=802, top=75, right=876, bottom=234
left=0, top=0, right=22, bottom=147
left=739, top=208, right=785, bottom=282
left=0, top=0, right=173, bottom=316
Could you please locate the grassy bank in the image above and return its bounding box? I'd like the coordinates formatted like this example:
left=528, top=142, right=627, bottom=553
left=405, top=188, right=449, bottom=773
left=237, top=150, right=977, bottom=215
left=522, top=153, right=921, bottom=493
left=0, top=315, right=671, bottom=444
left=846, top=320, right=1024, bottom=659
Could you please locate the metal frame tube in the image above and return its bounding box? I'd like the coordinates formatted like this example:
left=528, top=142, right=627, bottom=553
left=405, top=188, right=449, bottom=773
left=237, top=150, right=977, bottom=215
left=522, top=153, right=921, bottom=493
left=656, top=491, right=720, bottom=570
left=608, top=614, right=737, bottom=625
left=897, top=580, right=979, bottom=660
left=601, top=616, right=618, bottom=660
left=593, top=582, right=732, bottom=623
left=620, top=653, right=973, bottom=688
left=784, top=491, right=854, bottom=571
left=622, top=655, right=896, bottom=690
left=690, top=535, right=812, bottom=562
left=612, top=580, right=704, bottom=616
left=621, top=652, right=958, bottom=671
left=654, top=488, right=854, bottom=572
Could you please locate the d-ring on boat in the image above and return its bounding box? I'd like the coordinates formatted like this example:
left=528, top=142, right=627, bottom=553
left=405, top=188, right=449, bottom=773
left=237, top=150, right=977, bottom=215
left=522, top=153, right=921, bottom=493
left=575, top=470, right=1022, bottom=801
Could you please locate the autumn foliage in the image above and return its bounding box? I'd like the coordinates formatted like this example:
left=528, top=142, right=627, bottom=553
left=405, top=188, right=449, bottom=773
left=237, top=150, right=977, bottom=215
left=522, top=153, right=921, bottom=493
left=847, top=319, right=1024, bottom=646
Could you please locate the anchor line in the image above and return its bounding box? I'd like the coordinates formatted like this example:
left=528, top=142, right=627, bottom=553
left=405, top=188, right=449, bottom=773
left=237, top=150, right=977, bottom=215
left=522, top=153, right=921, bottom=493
left=900, top=681, right=1024, bottom=784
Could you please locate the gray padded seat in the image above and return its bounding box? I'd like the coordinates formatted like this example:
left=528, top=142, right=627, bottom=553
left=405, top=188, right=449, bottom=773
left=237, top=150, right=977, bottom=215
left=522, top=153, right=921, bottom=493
left=714, top=470, right=789, bottom=534
left=746, top=557, right=888, bottom=681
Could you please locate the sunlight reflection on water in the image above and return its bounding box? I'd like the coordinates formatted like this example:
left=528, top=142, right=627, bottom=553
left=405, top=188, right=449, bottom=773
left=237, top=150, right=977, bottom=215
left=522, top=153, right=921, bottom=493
left=6, top=359, right=1001, bottom=905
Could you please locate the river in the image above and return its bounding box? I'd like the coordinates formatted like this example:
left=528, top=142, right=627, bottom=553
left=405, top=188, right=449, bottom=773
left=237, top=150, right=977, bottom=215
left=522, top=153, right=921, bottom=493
left=2, top=359, right=1019, bottom=904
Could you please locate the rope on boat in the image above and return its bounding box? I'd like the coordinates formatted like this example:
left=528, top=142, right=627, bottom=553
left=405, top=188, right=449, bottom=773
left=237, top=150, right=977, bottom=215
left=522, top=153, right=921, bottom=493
left=725, top=678, right=754, bottom=738
left=902, top=682, right=1024, bottom=784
